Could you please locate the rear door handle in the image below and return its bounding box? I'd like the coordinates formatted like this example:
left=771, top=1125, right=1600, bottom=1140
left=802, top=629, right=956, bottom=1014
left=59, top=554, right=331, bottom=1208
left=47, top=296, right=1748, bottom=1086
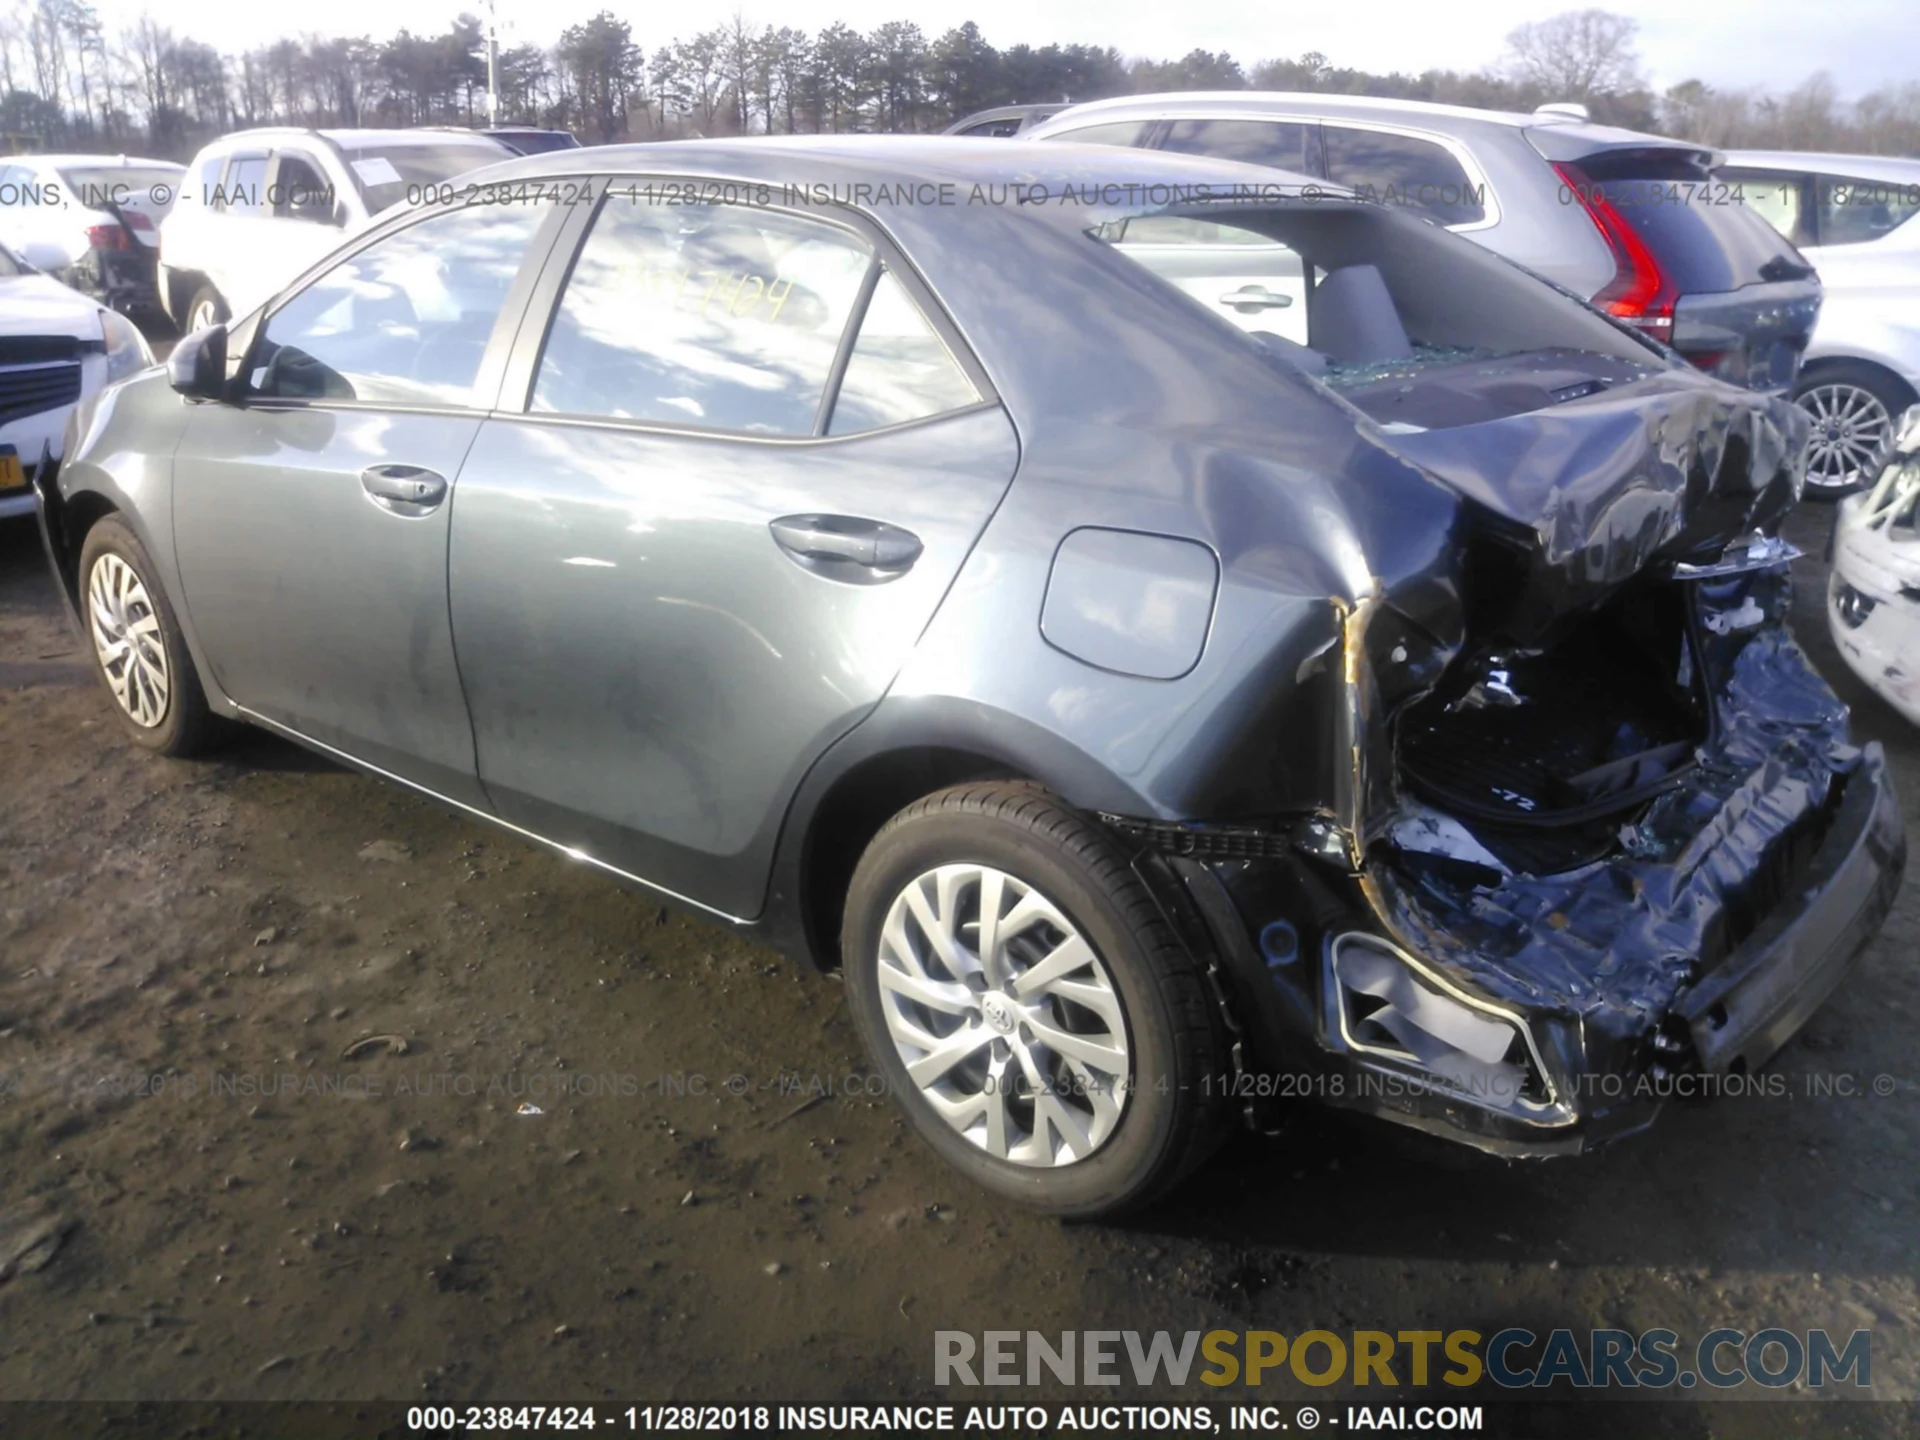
left=361, top=464, right=448, bottom=516
left=769, top=514, right=922, bottom=582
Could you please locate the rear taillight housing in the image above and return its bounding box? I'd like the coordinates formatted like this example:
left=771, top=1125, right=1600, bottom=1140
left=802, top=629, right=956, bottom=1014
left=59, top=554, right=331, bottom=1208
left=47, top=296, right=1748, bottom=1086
left=85, top=223, right=130, bottom=251
left=1552, top=161, right=1680, bottom=343
left=122, top=211, right=154, bottom=233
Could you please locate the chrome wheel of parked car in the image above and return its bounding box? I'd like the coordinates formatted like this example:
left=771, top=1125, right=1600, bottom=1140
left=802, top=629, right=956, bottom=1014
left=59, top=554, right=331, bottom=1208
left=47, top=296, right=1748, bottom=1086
left=844, top=783, right=1230, bottom=1218
left=876, top=862, right=1131, bottom=1167
left=88, top=552, right=170, bottom=728
left=1799, top=377, right=1897, bottom=494
left=77, top=517, right=223, bottom=756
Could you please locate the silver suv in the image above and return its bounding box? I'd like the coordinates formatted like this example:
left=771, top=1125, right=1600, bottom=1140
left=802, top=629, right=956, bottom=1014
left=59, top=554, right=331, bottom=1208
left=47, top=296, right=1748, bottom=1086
left=1030, top=93, right=1822, bottom=392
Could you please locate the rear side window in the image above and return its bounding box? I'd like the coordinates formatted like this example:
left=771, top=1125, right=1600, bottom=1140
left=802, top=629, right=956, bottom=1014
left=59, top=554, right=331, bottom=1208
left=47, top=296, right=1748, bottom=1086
left=1161, top=119, right=1320, bottom=177
left=827, top=270, right=980, bottom=435
left=533, top=196, right=872, bottom=435
left=1042, top=121, right=1151, bottom=148
left=961, top=119, right=1023, bottom=138
left=222, top=156, right=268, bottom=214
left=250, top=202, right=550, bottom=407
left=1322, top=127, right=1486, bottom=225
left=1813, top=174, right=1920, bottom=246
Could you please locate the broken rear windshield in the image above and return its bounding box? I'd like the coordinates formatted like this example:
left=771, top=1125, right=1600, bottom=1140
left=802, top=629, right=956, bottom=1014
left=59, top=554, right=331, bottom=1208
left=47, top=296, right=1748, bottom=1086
left=1093, top=201, right=1664, bottom=416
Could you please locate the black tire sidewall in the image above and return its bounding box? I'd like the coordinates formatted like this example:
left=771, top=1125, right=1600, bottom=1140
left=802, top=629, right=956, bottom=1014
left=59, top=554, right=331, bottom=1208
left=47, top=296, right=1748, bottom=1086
left=188, top=285, right=228, bottom=330
left=843, top=805, right=1193, bottom=1217
left=77, top=517, right=200, bottom=753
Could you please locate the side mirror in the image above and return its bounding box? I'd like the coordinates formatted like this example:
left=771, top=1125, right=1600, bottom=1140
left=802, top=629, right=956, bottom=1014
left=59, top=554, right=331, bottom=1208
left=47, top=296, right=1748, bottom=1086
left=20, top=239, right=68, bottom=271
left=168, top=324, right=228, bottom=401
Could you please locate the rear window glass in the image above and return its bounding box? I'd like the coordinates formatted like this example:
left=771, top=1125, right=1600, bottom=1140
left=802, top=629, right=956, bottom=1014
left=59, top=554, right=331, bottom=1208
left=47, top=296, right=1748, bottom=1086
left=1094, top=202, right=1658, bottom=390
left=54, top=166, right=182, bottom=203
left=1813, top=174, right=1920, bottom=246
left=338, top=143, right=506, bottom=213
left=1161, top=119, right=1320, bottom=178
left=1574, top=157, right=1810, bottom=292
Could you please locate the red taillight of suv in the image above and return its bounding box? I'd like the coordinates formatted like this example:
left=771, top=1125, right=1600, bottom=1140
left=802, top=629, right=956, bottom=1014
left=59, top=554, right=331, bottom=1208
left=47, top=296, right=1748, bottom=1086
left=1552, top=162, right=1679, bottom=343
left=85, top=223, right=130, bottom=251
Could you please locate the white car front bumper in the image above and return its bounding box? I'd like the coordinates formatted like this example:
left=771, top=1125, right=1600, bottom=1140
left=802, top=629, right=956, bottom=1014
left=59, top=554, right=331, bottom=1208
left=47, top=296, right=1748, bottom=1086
left=1829, top=487, right=1920, bottom=726
left=0, top=353, right=104, bottom=519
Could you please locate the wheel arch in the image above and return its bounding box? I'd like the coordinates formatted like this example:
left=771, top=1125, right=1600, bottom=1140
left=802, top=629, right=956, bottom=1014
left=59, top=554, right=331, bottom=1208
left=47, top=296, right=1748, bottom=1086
left=764, top=698, right=1161, bottom=972
left=1797, top=352, right=1920, bottom=410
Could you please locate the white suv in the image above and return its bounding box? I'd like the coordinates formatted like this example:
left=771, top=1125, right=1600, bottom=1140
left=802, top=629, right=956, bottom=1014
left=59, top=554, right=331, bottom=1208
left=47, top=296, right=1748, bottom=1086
left=160, top=128, right=512, bottom=332
left=1719, top=151, right=1920, bottom=494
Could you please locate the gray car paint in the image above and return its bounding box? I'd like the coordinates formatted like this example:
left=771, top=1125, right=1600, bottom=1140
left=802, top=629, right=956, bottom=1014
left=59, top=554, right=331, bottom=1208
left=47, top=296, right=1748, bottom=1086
left=43, top=137, right=1904, bottom=1160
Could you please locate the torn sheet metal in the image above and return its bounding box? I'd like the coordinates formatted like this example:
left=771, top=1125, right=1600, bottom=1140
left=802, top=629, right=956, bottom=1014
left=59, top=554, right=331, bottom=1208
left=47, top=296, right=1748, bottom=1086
left=1380, top=371, right=1808, bottom=641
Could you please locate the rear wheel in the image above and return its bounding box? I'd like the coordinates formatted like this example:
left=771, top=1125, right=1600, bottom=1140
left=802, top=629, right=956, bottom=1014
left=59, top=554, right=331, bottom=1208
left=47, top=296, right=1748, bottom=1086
left=184, top=283, right=228, bottom=334
left=1796, top=360, right=1915, bottom=498
left=78, top=517, right=222, bottom=756
left=842, top=782, right=1232, bottom=1218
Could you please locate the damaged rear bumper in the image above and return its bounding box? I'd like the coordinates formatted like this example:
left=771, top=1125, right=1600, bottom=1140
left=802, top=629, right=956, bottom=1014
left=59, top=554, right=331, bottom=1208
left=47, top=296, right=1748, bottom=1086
left=1133, top=743, right=1904, bottom=1161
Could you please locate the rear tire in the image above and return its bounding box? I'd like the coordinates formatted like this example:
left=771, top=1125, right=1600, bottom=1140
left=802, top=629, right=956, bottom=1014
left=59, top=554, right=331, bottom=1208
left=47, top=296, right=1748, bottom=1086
left=842, top=782, right=1232, bottom=1218
left=78, top=516, right=223, bottom=756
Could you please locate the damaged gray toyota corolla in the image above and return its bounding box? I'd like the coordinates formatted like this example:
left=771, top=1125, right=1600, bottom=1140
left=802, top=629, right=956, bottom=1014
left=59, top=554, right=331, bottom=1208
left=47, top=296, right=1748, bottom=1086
left=38, top=139, right=1905, bottom=1218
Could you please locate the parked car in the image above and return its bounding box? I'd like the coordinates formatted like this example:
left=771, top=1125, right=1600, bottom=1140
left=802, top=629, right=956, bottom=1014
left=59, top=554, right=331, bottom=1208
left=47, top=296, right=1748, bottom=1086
left=37, top=139, right=1904, bottom=1216
left=1829, top=406, right=1920, bottom=723
left=943, top=104, right=1067, bottom=137
left=0, top=153, right=186, bottom=319
left=159, top=127, right=514, bottom=332
left=0, top=240, right=152, bottom=521
left=478, top=127, right=583, bottom=155
left=1028, top=94, right=1822, bottom=394
left=1716, top=151, right=1920, bottom=495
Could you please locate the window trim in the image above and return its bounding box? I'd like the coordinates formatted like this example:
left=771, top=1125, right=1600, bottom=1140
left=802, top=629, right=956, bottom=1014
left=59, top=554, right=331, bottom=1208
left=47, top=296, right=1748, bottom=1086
left=497, top=177, right=999, bottom=445
left=234, top=191, right=577, bottom=418
left=1308, top=119, right=1500, bottom=232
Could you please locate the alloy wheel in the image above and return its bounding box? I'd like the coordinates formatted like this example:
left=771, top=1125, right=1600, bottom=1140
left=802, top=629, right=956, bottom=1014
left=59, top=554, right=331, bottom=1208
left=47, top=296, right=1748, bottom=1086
left=1801, top=382, right=1894, bottom=492
left=87, top=553, right=171, bottom=728
left=874, top=863, right=1130, bottom=1167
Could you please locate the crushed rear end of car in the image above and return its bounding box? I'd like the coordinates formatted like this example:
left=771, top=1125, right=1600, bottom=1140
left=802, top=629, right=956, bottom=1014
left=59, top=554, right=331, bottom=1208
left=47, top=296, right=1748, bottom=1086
left=1084, top=202, right=1906, bottom=1152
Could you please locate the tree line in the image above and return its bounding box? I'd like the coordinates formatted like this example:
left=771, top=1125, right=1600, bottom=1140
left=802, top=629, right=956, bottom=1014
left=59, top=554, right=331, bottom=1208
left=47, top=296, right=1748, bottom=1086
left=2, top=4, right=1916, bottom=161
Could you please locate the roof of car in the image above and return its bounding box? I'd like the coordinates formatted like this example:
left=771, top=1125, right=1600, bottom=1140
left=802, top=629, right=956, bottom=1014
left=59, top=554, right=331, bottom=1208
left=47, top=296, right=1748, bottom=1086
left=1032, top=91, right=1702, bottom=155
left=14, top=153, right=183, bottom=169
left=202, top=127, right=510, bottom=152
left=470, top=134, right=1329, bottom=226
left=1721, top=150, right=1920, bottom=183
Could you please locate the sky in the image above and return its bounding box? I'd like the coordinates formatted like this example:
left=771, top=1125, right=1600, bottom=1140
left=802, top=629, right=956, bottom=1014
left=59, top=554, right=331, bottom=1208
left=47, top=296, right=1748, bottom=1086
left=87, top=0, right=1920, bottom=101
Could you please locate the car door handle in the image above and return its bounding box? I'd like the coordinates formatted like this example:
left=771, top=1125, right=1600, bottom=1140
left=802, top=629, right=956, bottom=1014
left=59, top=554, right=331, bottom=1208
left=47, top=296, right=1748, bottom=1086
left=1218, top=285, right=1293, bottom=313
left=361, top=464, right=448, bottom=515
left=769, top=514, right=923, bottom=580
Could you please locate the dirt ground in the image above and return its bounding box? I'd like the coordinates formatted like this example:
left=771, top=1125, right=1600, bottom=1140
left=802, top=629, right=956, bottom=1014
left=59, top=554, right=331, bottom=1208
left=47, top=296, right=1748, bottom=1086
left=0, top=500, right=1915, bottom=1433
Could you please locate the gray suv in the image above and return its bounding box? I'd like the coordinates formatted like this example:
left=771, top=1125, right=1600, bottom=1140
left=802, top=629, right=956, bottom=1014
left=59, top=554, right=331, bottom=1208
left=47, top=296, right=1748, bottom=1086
left=37, top=138, right=1903, bottom=1217
left=1030, top=93, right=1822, bottom=393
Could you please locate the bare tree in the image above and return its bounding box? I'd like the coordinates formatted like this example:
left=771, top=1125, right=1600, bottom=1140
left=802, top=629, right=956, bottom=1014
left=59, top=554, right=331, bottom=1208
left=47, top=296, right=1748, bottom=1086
left=1503, top=8, right=1643, bottom=99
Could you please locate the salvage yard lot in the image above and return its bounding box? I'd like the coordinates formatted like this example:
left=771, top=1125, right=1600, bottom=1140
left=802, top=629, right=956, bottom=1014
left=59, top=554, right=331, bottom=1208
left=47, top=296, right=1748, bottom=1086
left=0, top=502, right=1914, bottom=1414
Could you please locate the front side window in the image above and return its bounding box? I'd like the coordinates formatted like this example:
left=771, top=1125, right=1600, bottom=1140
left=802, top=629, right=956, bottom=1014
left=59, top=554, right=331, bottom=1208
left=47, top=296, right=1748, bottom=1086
left=1321, top=127, right=1487, bottom=226
left=273, top=154, right=338, bottom=223
left=249, top=202, right=550, bottom=408
left=827, top=270, right=980, bottom=434
left=1161, top=119, right=1320, bottom=177
left=1813, top=173, right=1920, bottom=246
left=533, top=196, right=873, bottom=435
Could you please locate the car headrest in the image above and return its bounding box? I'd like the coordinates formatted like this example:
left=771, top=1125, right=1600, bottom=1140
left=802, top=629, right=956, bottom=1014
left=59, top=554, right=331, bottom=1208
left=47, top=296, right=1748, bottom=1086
left=1310, top=263, right=1413, bottom=364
